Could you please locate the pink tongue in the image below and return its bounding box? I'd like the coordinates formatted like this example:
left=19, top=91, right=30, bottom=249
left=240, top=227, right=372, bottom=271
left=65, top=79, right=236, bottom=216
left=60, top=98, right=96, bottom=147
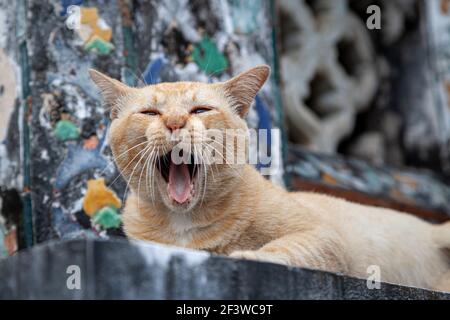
left=168, top=162, right=191, bottom=204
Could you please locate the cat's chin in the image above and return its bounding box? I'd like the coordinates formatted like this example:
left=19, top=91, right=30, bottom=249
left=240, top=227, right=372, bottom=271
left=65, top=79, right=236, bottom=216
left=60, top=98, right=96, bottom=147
left=163, top=198, right=199, bottom=214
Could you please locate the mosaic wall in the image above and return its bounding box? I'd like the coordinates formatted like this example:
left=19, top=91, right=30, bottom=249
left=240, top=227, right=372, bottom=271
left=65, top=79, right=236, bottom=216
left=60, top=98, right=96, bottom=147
left=286, top=145, right=450, bottom=222
left=0, top=0, right=26, bottom=257
left=421, top=0, right=450, bottom=174
left=279, top=0, right=378, bottom=153
left=0, top=0, right=284, bottom=249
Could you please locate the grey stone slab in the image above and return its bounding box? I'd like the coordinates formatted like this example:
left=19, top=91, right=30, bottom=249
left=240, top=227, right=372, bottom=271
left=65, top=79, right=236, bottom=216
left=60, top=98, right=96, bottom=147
left=0, top=238, right=449, bottom=300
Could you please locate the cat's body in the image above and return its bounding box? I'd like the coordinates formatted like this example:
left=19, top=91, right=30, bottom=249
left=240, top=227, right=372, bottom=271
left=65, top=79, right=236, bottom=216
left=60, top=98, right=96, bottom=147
left=90, top=66, right=450, bottom=292
left=123, top=165, right=450, bottom=291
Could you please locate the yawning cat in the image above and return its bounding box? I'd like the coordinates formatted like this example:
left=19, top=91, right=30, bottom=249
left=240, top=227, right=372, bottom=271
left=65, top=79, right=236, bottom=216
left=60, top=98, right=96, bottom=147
left=90, top=66, right=450, bottom=292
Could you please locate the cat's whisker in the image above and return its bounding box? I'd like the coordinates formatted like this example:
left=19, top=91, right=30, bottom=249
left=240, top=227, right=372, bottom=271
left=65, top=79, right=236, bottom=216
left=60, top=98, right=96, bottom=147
left=101, top=139, right=149, bottom=176
left=141, top=144, right=159, bottom=207
left=203, top=142, right=246, bottom=182
left=199, top=143, right=208, bottom=207
left=122, top=144, right=152, bottom=205
left=192, top=143, right=203, bottom=206
left=106, top=141, right=151, bottom=189
left=144, top=147, right=154, bottom=206
left=207, top=145, right=244, bottom=182
left=206, top=65, right=229, bottom=81
left=199, top=137, right=224, bottom=178
left=125, top=67, right=146, bottom=87
left=146, top=145, right=168, bottom=209
left=203, top=51, right=213, bottom=81
left=137, top=145, right=155, bottom=211
left=123, top=146, right=149, bottom=201
left=198, top=142, right=217, bottom=182
left=98, top=135, right=148, bottom=175
left=149, top=147, right=159, bottom=206
left=156, top=148, right=163, bottom=202
left=147, top=145, right=160, bottom=208
left=136, top=65, right=148, bottom=86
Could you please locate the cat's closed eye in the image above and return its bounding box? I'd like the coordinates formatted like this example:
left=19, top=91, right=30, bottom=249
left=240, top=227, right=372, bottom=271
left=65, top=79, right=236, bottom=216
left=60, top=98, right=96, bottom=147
left=190, top=106, right=212, bottom=114
left=140, top=109, right=160, bottom=116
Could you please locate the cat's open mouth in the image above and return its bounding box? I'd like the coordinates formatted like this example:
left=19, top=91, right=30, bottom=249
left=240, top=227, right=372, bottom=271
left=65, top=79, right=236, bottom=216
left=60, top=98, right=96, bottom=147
left=156, top=151, right=199, bottom=205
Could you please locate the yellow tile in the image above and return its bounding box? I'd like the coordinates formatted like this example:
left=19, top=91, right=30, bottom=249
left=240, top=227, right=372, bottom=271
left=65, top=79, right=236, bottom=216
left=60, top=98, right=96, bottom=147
left=83, top=178, right=122, bottom=216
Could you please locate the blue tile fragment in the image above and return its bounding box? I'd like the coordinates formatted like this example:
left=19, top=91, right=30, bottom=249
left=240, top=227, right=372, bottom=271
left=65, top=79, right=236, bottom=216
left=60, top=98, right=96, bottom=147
left=60, top=0, right=83, bottom=16
left=51, top=207, right=84, bottom=237
left=54, top=143, right=107, bottom=190
left=142, top=57, right=165, bottom=85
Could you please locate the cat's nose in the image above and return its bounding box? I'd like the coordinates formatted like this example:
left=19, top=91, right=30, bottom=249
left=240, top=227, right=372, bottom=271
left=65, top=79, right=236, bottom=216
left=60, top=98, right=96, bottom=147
left=164, top=117, right=187, bottom=132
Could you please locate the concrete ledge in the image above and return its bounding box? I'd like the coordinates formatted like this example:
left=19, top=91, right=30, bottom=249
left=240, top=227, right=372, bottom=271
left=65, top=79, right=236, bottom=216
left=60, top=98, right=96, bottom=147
left=0, top=238, right=448, bottom=299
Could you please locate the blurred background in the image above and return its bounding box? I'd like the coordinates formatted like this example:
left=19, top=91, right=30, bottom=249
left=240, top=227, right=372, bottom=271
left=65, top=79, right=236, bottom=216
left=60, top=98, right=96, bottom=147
left=1, top=0, right=450, bottom=258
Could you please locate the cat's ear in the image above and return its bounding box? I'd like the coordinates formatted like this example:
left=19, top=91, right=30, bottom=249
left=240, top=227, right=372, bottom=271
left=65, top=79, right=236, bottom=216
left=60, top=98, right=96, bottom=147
left=221, top=65, right=270, bottom=117
left=89, top=69, right=131, bottom=119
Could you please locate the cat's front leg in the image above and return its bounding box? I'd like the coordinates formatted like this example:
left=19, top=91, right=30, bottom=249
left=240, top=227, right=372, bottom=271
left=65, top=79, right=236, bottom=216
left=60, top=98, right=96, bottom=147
left=229, top=229, right=348, bottom=274
left=230, top=250, right=290, bottom=265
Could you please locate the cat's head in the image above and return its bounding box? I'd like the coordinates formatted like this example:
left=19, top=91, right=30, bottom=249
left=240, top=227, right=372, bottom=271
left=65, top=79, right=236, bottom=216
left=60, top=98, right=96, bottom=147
left=90, top=65, right=269, bottom=213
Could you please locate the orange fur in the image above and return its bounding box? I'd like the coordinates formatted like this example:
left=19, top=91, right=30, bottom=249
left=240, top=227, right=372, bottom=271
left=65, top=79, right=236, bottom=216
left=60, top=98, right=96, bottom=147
left=90, top=66, right=450, bottom=292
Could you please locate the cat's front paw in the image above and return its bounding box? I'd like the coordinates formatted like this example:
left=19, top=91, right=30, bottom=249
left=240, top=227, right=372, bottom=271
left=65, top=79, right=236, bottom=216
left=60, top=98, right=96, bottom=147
left=229, top=250, right=260, bottom=261
left=229, top=250, right=287, bottom=265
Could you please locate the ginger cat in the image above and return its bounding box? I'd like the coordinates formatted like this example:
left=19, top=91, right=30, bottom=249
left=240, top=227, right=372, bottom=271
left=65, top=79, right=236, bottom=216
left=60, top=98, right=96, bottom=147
left=90, top=66, right=450, bottom=292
